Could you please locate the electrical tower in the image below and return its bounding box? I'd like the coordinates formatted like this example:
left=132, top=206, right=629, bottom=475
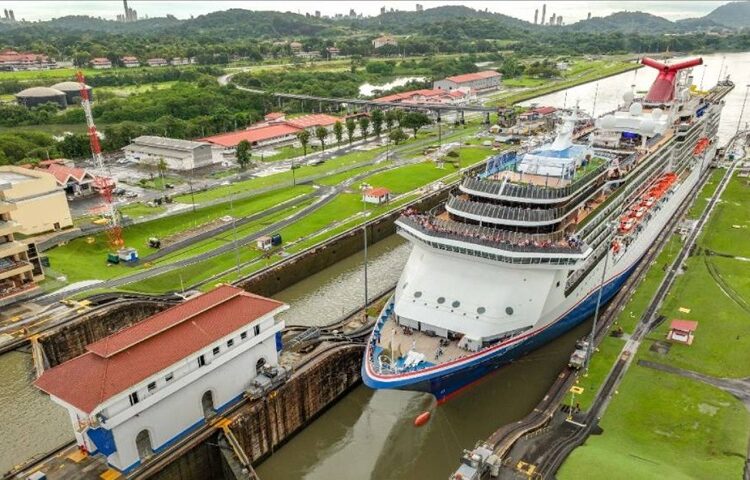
left=77, top=70, right=124, bottom=249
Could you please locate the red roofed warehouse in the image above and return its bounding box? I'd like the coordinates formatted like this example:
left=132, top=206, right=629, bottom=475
left=35, top=285, right=288, bottom=474
left=46, top=162, right=98, bottom=197
left=433, top=70, right=502, bottom=92
left=374, top=88, right=473, bottom=106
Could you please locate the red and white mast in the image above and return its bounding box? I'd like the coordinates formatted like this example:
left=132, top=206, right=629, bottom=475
left=77, top=71, right=124, bottom=248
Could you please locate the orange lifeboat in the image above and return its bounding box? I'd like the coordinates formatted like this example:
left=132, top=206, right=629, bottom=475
left=414, top=411, right=431, bottom=427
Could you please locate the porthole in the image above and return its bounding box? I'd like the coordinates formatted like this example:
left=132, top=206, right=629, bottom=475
left=506, top=306, right=514, bottom=315
left=477, top=307, right=486, bottom=314
left=437, top=297, right=446, bottom=304
left=414, top=291, right=422, bottom=298
left=452, top=300, right=460, bottom=308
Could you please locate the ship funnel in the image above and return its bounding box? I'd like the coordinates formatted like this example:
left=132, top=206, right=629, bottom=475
left=641, top=56, right=703, bottom=104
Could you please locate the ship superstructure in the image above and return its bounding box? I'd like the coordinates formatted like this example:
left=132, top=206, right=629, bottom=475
left=363, top=57, right=734, bottom=400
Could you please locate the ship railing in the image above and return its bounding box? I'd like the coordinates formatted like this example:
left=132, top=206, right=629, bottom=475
left=463, top=163, right=608, bottom=202
left=447, top=191, right=589, bottom=225
left=398, top=214, right=585, bottom=254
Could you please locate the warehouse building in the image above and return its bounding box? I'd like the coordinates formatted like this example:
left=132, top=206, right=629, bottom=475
left=15, top=86, right=67, bottom=108
left=433, top=70, right=502, bottom=93
left=50, top=81, right=92, bottom=105
left=0, top=166, right=74, bottom=235
left=201, top=123, right=302, bottom=150
left=124, top=136, right=214, bottom=171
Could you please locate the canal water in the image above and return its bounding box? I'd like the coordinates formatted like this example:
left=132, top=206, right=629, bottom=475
left=3, top=51, right=749, bottom=476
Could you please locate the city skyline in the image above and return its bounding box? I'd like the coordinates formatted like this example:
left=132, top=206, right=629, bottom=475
left=1, top=1, right=731, bottom=24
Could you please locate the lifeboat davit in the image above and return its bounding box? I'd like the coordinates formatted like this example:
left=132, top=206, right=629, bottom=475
left=414, top=411, right=431, bottom=427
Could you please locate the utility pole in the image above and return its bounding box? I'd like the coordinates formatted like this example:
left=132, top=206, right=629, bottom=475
left=737, top=84, right=750, bottom=136
left=585, top=223, right=614, bottom=373
left=230, top=195, right=241, bottom=278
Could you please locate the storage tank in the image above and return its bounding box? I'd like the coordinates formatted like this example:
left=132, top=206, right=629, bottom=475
left=50, top=81, right=93, bottom=105
left=15, top=86, right=67, bottom=108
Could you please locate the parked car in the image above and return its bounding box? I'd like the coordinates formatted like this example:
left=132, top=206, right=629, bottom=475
left=124, top=191, right=138, bottom=198
left=114, top=188, right=126, bottom=196
left=307, top=158, right=324, bottom=166
left=165, top=183, right=175, bottom=189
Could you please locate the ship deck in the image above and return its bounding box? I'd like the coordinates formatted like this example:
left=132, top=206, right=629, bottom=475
left=373, top=314, right=468, bottom=371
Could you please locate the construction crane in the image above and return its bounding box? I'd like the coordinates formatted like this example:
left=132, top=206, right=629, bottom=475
left=76, top=70, right=125, bottom=250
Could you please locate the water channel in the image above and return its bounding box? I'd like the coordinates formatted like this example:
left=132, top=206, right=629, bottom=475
left=2, top=51, right=749, bottom=476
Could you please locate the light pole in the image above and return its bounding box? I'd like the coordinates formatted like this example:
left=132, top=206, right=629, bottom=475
left=717, top=55, right=726, bottom=85
left=584, top=222, right=615, bottom=374
left=230, top=194, right=241, bottom=279
left=737, top=84, right=750, bottom=136
left=699, top=64, right=708, bottom=91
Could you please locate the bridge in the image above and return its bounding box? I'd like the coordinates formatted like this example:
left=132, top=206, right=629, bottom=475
left=219, top=72, right=499, bottom=122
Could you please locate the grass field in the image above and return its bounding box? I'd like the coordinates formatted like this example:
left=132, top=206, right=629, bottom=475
left=0, top=123, right=90, bottom=135
left=97, top=81, right=178, bottom=97
left=560, top=366, right=749, bottom=480
left=118, top=203, right=167, bottom=218
left=45, top=185, right=313, bottom=283
left=562, top=170, right=750, bottom=478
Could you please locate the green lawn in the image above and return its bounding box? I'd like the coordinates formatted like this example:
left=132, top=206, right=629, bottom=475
left=119, top=203, right=167, bottom=218
left=97, top=81, right=178, bottom=97
left=699, top=174, right=750, bottom=257
left=686, top=169, right=724, bottom=220
left=176, top=146, right=387, bottom=204
left=45, top=185, right=313, bottom=283
left=361, top=161, right=461, bottom=193
left=560, top=366, right=749, bottom=480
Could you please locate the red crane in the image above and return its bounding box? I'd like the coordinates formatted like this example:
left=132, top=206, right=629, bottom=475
left=76, top=71, right=124, bottom=249
left=640, top=57, right=703, bottom=104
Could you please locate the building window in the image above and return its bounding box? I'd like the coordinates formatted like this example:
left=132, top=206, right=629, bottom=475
left=254, top=325, right=260, bottom=336
left=240, top=331, right=247, bottom=340
left=165, top=373, right=174, bottom=382
left=128, top=391, right=139, bottom=406
left=212, top=346, right=220, bottom=355
left=227, top=339, right=234, bottom=348
left=147, top=381, right=156, bottom=392
left=198, top=354, right=206, bottom=367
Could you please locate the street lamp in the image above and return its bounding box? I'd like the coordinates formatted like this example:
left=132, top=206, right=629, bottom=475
left=699, top=64, right=708, bottom=91
left=360, top=182, right=371, bottom=319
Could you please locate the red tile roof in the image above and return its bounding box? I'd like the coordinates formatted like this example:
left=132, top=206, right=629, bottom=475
left=374, top=89, right=446, bottom=103
left=201, top=123, right=302, bottom=148
left=264, top=112, right=285, bottom=121
left=444, top=70, right=501, bottom=84
left=364, top=187, right=391, bottom=198
left=90, top=58, right=111, bottom=64
left=46, top=163, right=92, bottom=185
left=670, top=319, right=698, bottom=332
left=533, top=106, right=557, bottom=115
left=35, top=286, right=285, bottom=413
left=286, top=113, right=339, bottom=129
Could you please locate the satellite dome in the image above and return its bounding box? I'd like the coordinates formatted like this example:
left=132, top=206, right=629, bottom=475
left=622, top=91, right=634, bottom=104
left=629, top=103, right=643, bottom=117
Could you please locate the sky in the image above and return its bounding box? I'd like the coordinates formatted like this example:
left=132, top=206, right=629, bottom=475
left=2, top=1, right=731, bottom=24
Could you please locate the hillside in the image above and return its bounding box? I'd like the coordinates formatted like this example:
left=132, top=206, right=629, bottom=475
left=699, top=1, right=750, bottom=29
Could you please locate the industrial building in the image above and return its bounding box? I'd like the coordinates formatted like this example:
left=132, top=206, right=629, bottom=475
left=124, top=136, right=214, bottom=171
left=35, top=285, right=288, bottom=474
left=201, top=114, right=341, bottom=150
left=0, top=175, right=46, bottom=306
left=90, top=58, right=112, bottom=69
left=15, top=86, right=67, bottom=108
left=433, top=70, right=502, bottom=93
left=374, top=88, right=473, bottom=105
left=50, top=81, right=92, bottom=105
left=0, top=49, right=54, bottom=71
left=0, top=166, right=73, bottom=235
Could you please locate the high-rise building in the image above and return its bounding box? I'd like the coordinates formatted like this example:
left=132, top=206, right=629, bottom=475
left=550, top=13, right=556, bottom=25
left=534, top=9, right=538, bottom=24
left=587, top=12, right=592, bottom=20
left=381, top=6, right=386, bottom=15
left=315, top=10, right=321, bottom=17
left=541, top=4, right=546, bottom=25
left=349, top=8, right=356, bottom=17
left=416, top=4, right=423, bottom=12
left=121, top=0, right=137, bottom=22
left=557, top=16, right=562, bottom=25
left=8, top=9, right=14, bottom=21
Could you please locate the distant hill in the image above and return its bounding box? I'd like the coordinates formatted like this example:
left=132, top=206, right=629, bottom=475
left=698, top=1, right=750, bottom=29
left=565, top=11, right=679, bottom=33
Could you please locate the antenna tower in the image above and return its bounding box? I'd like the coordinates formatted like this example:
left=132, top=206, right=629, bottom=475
left=76, top=71, right=124, bottom=248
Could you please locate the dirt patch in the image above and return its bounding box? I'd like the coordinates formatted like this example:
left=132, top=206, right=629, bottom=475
left=649, top=340, right=671, bottom=355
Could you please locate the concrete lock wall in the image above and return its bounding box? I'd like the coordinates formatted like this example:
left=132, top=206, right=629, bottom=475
left=229, top=344, right=364, bottom=464
left=149, top=435, right=227, bottom=480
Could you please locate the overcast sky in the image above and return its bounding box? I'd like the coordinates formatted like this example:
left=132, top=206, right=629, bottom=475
left=3, top=1, right=730, bottom=24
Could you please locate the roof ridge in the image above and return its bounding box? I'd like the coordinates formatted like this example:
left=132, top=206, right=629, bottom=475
left=87, top=286, right=242, bottom=358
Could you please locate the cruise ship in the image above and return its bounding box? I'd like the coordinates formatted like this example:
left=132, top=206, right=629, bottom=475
left=362, top=57, right=734, bottom=401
